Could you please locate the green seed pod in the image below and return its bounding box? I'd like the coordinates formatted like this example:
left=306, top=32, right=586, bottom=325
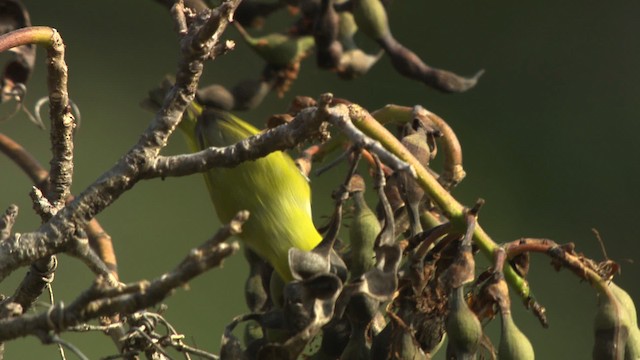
left=392, top=322, right=428, bottom=360
left=445, top=286, right=482, bottom=359
left=351, top=0, right=391, bottom=41
left=348, top=175, right=381, bottom=279
left=498, top=311, right=535, bottom=360
left=594, top=289, right=631, bottom=360
left=609, top=282, right=638, bottom=327
left=626, top=326, right=640, bottom=360
left=235, top=24, right=315, bottom=68
left=606, top=282, right=640, bottom=359
left=337, top=8, right=358, bottom=49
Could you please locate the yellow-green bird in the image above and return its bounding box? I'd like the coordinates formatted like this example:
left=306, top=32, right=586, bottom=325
left=179, top=104, right=322, bottom=281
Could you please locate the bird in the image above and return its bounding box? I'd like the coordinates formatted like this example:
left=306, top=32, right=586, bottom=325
left=180, top=106, right=323, bottom=281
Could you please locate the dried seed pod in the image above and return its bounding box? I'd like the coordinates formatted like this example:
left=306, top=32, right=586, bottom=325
left=397, top=121, right=430, bottom=237
left=379, top=37, right=484, bottom=93
left=337, top=48, right=382, bottom=79
left=235, top=23, right=315, bottom=68
left=445, top=286, right=482, bottom=359
left=244, top=248, right=271, bottom=312
left=348, top=175, right=380, bottom=279
left=313, top=0, right=342, bottom=69
left=311, top=318, right=350, bottom=359
left=593, top=288, right=631, bottom=360
left=498, top=311, right=535, bottom=360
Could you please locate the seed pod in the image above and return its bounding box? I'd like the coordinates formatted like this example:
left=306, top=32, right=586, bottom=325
left=391, top=322, right=427, bottom=360
left=626, top=327, right=640, bottom=360
left=348, top=175, right=380, bottom=279
left=593, top=289, right=631, bottom=360
left=244, top=320, right=264, bottom=348
left=337, top=8, right=358, bottom=49
left=244, top=248, right=271, bottom=312
left=337, top=48, right=382, bottom=79
left=234, top=0, right=283, bottom=29
left=313, top=0, right=342, bottom=69
left=310, top=318, right=350, bottom=359
left=270, top=270, right=286, bottom=308
left=339, top=324, right=370, bottom=360
left=351, top=0, right=391, bottom=41
left=196, top=84, right=235, bottom=111
left=446, top=286, right=482, bottom=359
left=379, top=37, right=483, bottom=93
left=371, top=321, right=393, bottom=360
left=609, top=282, right=637, bottom=327
left=397, top=122, right=430, bottom=237
left=498, top=311, right=535, bottom=360
left=235, top=23, right=315, bottom=68
left=605, top=282, right=640, bottom=359
left=231, top=78, right=272, bottom=111
left=347, top=291, right=380, bottom=328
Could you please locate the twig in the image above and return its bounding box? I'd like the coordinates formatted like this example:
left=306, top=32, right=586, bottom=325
left=43, top=335, right=88, bottom=360
left=44, top=28, right=75, bottom=210
left=0, top=133, right=48, bottom=187
left=0, top=205, right=18, bottom=242
left=346, top=103, right=532, bottom=304
left=2, top=132, right=118, bottom=276
left=0, top=0, right=241, bottom=282
left=0, top=211, right=245, bottom=342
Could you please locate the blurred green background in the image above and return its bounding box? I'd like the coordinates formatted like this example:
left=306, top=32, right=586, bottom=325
left=1, top=0, right=639, bottom=358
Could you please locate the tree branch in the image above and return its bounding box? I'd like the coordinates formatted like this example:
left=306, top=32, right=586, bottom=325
left=0, top=211, right=246, bottom=343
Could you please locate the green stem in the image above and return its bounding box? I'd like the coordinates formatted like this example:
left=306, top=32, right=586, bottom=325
left=348, top=104, right=531, bottom=300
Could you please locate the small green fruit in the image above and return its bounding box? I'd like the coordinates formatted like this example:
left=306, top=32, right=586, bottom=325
left=498, top=311, right=535, bottom=360
left=348, top=175, right=380, bottom=279
left=351, top=0, right=391, bottom=41
left=593, top=290, right=630, bottom=360
left=445, top=286, right=482, bottom=359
